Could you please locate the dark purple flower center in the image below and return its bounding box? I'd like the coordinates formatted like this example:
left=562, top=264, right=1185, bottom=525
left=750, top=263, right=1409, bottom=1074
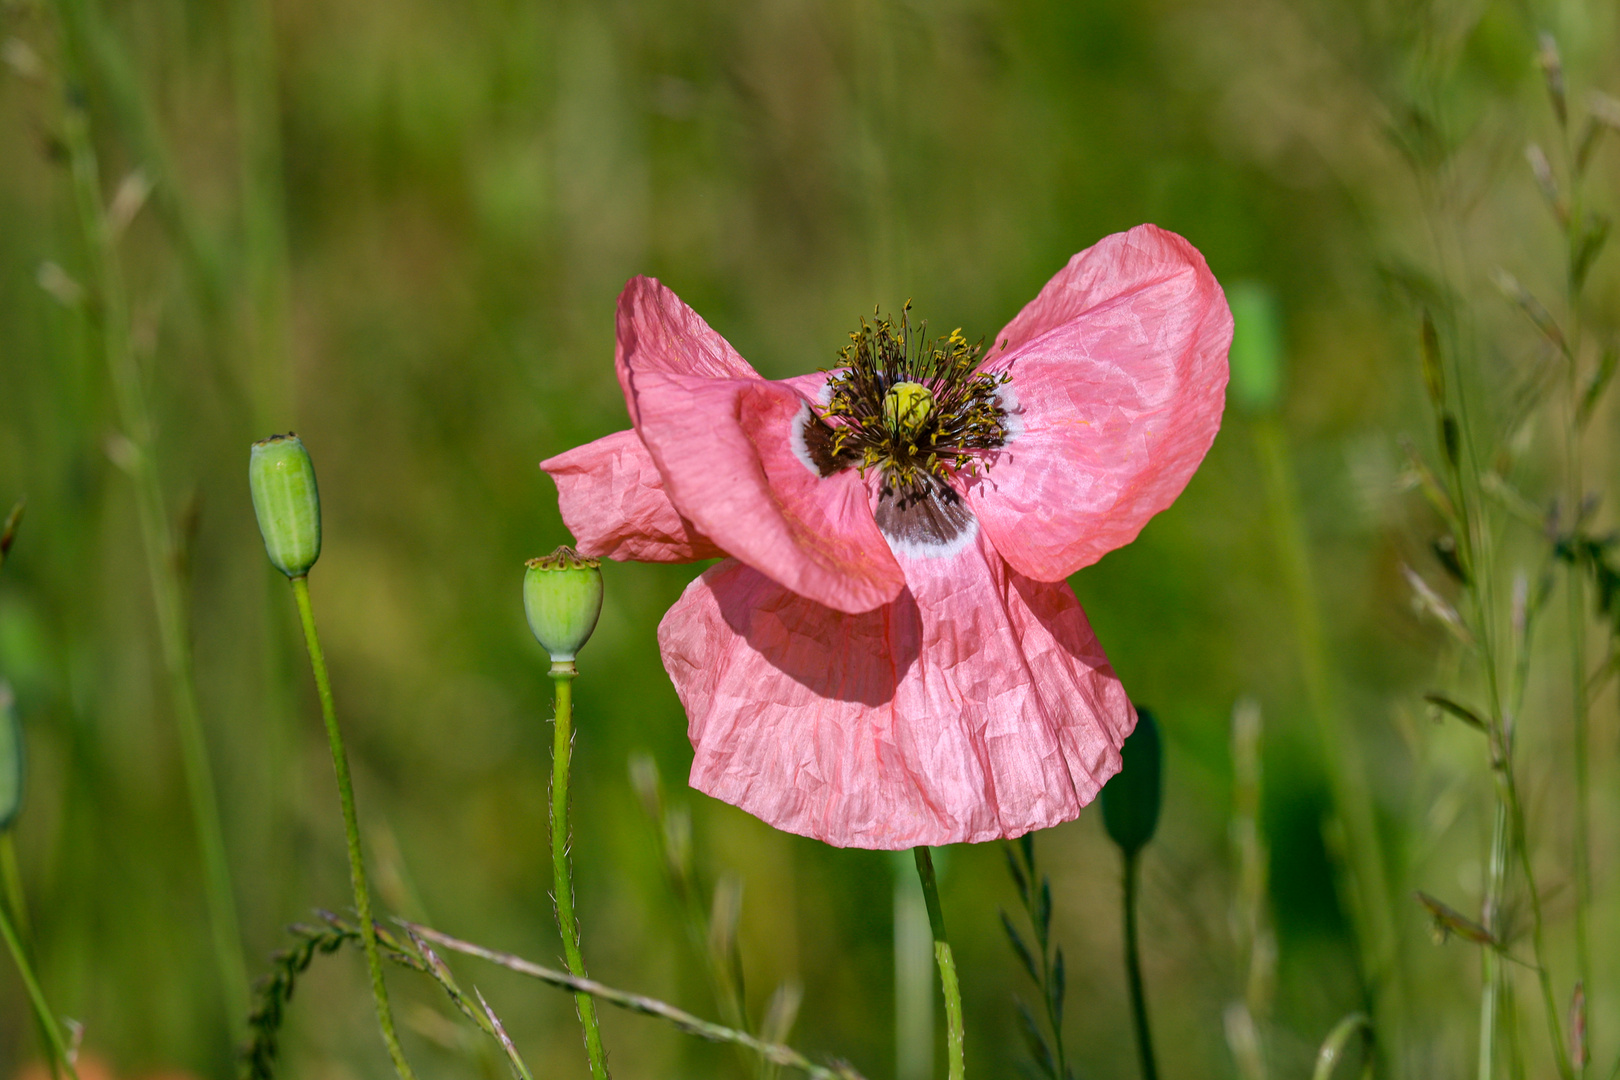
left=800, top=304, right=1013, bottom=553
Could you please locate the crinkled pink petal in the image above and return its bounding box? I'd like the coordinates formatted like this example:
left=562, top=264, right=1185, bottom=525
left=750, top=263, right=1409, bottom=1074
left=615, top=277, right=904, bottom=614
left=630, top=372, right=905, bottom=613
left=614, top=276, right=760, bottom=422
left=541, top=429, right=724, bottom=562
left=658, top=530, right=1134, bottom=849
left=968, top=224, right=1232, bottom=581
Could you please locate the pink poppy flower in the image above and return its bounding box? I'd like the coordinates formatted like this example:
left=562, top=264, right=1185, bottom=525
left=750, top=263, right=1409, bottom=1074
left=542, top=225, right=1231, bottom=849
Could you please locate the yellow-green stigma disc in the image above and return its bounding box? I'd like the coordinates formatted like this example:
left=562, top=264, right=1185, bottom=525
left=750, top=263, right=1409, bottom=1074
left=884, top=381, right=935, bottom=440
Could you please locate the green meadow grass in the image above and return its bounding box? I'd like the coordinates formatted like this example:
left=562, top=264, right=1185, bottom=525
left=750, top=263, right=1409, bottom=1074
left=1, top=1, right=1617, bottom=1077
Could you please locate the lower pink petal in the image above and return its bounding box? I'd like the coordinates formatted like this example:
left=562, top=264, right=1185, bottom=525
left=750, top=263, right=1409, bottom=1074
left=542, top=429, right=724, bottom=562
left=658, top=532, right=1134, bottom=849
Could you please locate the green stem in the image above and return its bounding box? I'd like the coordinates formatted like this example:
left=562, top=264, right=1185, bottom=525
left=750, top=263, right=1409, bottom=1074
left=550, top=664, right=610, bottom=1079
left=0, top=864, right=81, bottom=1080
left=1123, top=852, right=1159, bottom=1080
left=1502, top=760, right=1572, bottom=1080
left=3, top=832, right=64, bottom=1080
left=50, top=4, right=249, bottom=1034
left=913, top=847, right=963, bottom=1080
left=289, top=576, right=416, bottom=1080
left=1, top=832, right=31, bottom=945
left=1311, top=1013, right=1371, bottom=1080
left=1480, top=799, right=1508, bottom=1080
left=1562, top=144, right=1592, bottom=1080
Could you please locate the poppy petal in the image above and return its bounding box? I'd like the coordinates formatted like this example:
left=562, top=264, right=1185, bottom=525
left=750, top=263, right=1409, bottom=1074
left=542, top=429, right=724, bottom=562
left=617, top=279, right=905, bottom=614
left=615, top=276, right=760, bottom=414
left=659, top=533, right=1133, bottom=849
left=969, top=225, right=1231, bottom=581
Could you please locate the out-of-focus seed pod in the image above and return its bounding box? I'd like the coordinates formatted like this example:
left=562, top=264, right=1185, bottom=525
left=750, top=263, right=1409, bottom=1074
left=249, top=433, right=322, bottom=578
left=1227, top=282, right=1283, bottom=414
left=0, top=681, right=22, bottom=831
left=524, top=546, right=603, bottom=664
left=1101, top=707, right=1163, bottom=857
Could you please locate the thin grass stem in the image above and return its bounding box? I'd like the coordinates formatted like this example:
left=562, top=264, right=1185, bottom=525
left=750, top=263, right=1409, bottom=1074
left=399, top=920, right=868, bottom=1080
left=1311, top=1013, right=1371, bottom=1080
left=549, top=666, right=610, bottom=1079
left=289, top=576, right=416, bottom=1080
left=48, top=0, right=250, bottom=1034
left=0, top=868, right=81, bottom=1080
left=1557, top=110, right=1593, bottom=1076
left=1, top=832, right=31, bottom=946
left=0, top=832, right=62, bottom=1080
left=1480, top=799, right=1509, bottom=1080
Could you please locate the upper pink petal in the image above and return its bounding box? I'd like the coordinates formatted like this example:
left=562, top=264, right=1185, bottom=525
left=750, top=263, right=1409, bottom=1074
left=630, top=372, right=904, bottom=613
left=541, top=429, right=724, bottom=562
left=615, top=276, right=760, bottom=425
left=615, top=277, right=904, bottom=614
left=659, top=530, right=1134, bottom=849
left=969, top=225, right=1231, bottom=581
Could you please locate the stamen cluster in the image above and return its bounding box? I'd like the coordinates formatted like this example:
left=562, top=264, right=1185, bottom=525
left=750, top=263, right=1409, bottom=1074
left=820, top=302, right=1011, bottom=503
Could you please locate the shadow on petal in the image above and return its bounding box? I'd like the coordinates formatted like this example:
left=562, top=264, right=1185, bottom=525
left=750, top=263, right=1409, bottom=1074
left=708, top=560, right=922, bottom=706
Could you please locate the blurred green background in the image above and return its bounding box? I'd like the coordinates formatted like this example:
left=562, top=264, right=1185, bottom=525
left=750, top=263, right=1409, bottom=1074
left=1, top=0, right=1617, bottom=1077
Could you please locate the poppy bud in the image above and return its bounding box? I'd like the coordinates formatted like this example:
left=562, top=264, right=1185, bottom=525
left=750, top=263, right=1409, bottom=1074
left=524, top=547, right=603, bottom=664
left=249, top=434, right=322, bottom=578
left=0, top=682, right=21, bottom=831
left=1101, top=707, right=1162, bottom=856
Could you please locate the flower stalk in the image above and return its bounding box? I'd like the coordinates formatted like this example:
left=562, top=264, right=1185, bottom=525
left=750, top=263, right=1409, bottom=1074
left=1122, top=851, right=1158, bottom=1080
left=913, top=846, right=964, bottom=1080
left=525, top=548, right=609, bottom=1078
left=289, top=574, right=417, bottom=1080
left=1101, top=711, right=1164, bottom=1080
left=550, top=665, right=610, bottom=1079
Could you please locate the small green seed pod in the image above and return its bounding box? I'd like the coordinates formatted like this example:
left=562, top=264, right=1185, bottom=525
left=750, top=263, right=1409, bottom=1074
left=524, top=546, right=603, bottom=664
left=249, top=433, right=322, bottom=578
left=1101, top=707, right=1162, bottom=857
left=0, top=682, right=22, bottom=831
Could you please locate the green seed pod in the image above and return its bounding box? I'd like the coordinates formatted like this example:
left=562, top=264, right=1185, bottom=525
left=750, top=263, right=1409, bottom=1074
left=1227, top=282, right=1284, bottom=414
left=249, top=433, right=322, bottom=578
left=0, top=682, right=22, bottom=831
left=524, top=546, right=603, bottom=664
left=1101, top=707, right=1162, bottom=857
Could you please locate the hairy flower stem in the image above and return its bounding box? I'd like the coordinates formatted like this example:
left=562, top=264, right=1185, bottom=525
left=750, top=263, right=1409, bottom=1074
left=0, top=873, right=80, bottom=1080
left=289, top=576, right=416, bottom=1080
left=912, top=847, right=964, bottom=1080
left=1123, top=852, right=1159, bottom=1080
left=50, top=0, right=250, bottom=1034
left=550, top=665, right=610, bottom=1079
